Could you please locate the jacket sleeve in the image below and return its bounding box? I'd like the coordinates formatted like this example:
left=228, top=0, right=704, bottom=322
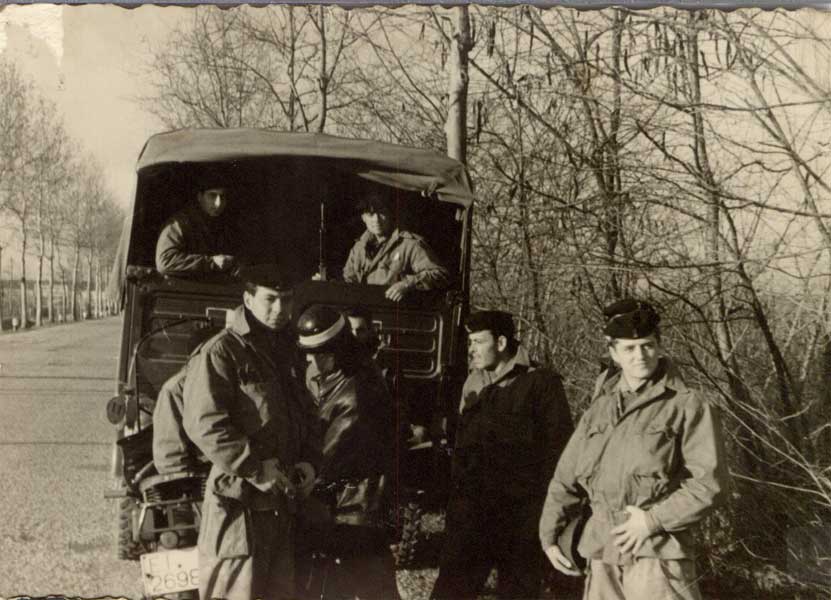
left=400, top=237, right=450, bottom=291
left=342, top=242, right=360, bottom=283
left=182, top=343, right=260, bottom=480
left=539, top=413, right=588, bottom=550
left=319, top=396, right=363, bottom=481
left=645, top=398, right=730, bottom=534
left=538, top=372, right=575, bottom=486
left=297, top=383, right=324, bottom=472
left=155, top=218, right=216, bottom=274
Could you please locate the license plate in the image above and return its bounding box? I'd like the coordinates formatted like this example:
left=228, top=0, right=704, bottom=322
left=140, top=547, right=199, bottom=597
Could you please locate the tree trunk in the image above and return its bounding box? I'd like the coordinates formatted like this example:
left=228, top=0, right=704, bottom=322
left=19, top=233, right=28, bottom=328
left=48, top=237, right=55, bottom=324
left=316, top=6, right=328, bottom=133
left=85, top=250, right=93, bottom=319
left=71, top=243, right=80, bottom=321
left=445, top=6, right=471, bottom=164
left=35, top=250, right=44, bottom=328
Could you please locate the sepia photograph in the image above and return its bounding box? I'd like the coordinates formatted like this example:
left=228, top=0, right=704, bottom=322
left=0, top=2, right=830, bottom=599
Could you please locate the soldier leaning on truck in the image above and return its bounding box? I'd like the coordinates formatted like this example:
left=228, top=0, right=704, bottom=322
left=539, top=299, right=730, bottom=600
left=342, top=191, right=450, bottom=302
left=182, top=263, right=321, bottom=600
left=431, top=310, right=574, bottom=600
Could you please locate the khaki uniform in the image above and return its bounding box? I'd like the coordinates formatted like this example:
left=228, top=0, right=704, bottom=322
left=342, top=228, right=449, bottom=290
left=183, top=306, right=320, bottom=600
left=539, top=358, right=729, bottom=600
left=432, top=347, right=574, bottom=600
left=152, top=365, right=200, bottom=474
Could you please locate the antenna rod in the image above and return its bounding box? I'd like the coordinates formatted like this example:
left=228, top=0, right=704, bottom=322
left=318, top=200, right=327, bottom=281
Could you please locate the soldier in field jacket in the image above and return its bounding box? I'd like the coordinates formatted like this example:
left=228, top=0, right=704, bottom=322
left=342, top=191, right=449, bottom=302
left=539, top=299, right=730, bottom=600
left=182, top=264, right=321, bottom=600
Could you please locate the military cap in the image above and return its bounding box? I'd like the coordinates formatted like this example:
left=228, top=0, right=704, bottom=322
left=557, top=504, right=589, bottom=571
left=237, top=263, right=296, bottom=291
left=296, top=304, right=348, bottom=353
left=602, top=298, right=660, bottom=339
left=465, top=310, right=516, bottom=341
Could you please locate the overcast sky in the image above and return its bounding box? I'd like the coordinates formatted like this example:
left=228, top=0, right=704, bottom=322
left=0, top=5, right=193, bottom=209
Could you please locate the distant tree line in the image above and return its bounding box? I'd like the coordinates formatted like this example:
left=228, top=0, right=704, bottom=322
left=0, top=60, right=123, bottom=331
left=142, top=6, right=831, bottom=596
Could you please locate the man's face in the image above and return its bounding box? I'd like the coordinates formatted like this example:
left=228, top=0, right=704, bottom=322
left=198, top=188, right=229, bottom=218
left=468, top=329, right=503, bottom=371
left=609, top=334, right=661, bottom=384
left=243, top=286, right=293, bottom=331
left=347, top=316, right=373, bottom=347
left=361, top=206, right=393, bottom=238
left=307, top=352, right=336, bottom=376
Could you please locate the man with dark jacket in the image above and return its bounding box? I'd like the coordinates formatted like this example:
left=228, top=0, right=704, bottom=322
left=431, top=310, right=574, bottom=600
left=539, top=299, right=729, bottom=600
left=155, top=183, right=238, bottom=275
left=182, top=264, right=321, bottom=600
left=295, top=304, right=401, bottom=600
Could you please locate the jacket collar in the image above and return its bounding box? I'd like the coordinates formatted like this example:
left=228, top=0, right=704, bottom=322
left=361, top=228, right=401, bottom=274
left=490, top=345, right=532, bottom=385
left=600, top=357, right=687, bottom=420
left=230, top=305, right=252, bottom=337
left=310, top=367, right=348, bottom=400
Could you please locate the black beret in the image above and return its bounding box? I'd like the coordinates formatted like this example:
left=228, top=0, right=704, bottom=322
left=602, top=298, right=660, bottom=339
left=296, top=304, right=348, bottom=353
left=465, top=310, right=515, bottom=340
left=237, top=263, right=296, bottom=291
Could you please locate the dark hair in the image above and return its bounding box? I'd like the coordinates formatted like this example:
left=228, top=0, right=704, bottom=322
left=344, top=305, right=373, bottom=322
left=356, top=192, right=393, bottom=215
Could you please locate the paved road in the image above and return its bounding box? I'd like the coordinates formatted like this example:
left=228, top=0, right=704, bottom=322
left=0, top=316, right=144, bottom=598
left=0, top=317, right=451, bottom=600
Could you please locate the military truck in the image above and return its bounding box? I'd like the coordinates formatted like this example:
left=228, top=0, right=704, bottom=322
left=104, top=128, right=475, bottom=597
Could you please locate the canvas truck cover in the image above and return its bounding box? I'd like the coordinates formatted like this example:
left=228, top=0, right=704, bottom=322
left=108, top=128, right=475, bottom=301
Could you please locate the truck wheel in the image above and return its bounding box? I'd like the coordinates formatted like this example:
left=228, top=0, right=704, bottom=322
left=392, top=501, right=424, bottom=569
left=117, top=496, right=141, bottom=561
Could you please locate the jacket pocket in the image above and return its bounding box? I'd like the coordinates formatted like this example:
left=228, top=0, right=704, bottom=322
left=575, top=422, right=609, bottom=480
left=631, top=424, right=679, bottom=476
left=199, top=494, right=251, bottom=559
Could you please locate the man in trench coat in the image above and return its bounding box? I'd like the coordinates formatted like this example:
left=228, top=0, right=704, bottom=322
left=182, top=263, right=321, bottom=600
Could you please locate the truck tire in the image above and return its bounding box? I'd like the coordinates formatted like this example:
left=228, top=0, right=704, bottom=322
left=117, top=495, right=141, bottom=561
left=392, top=501, right=424, bottom=569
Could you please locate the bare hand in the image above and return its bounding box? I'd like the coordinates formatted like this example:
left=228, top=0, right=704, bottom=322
left=544, top=544, right=582, bottom=576
left=611, top=505, right=653, bottom=555
left=385, top=281, right=411, bottom=302
left=293, top=462, right=316, bottom=498
left=211, top=254, right=235, bottom=271
left=250, top=458, right=296, bottom=498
